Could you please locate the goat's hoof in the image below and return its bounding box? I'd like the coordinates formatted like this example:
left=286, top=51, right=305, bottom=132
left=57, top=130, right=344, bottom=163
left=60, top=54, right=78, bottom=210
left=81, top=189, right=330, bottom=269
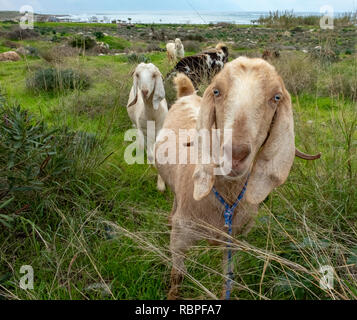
left=167, top=290, right=180, bottom=300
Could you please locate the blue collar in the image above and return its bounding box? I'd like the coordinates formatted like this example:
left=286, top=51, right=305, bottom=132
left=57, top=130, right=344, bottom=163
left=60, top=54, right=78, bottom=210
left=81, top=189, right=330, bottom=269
left=212, top=177, right=249, bottom=234
left=212, top=175, right=249, bottom=300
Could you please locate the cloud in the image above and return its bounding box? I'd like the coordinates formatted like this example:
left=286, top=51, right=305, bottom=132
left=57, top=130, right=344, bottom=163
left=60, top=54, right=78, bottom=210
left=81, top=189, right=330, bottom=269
left=229, top=0, right=355, bottom=12
left=0, top=0, right=43, bottom=11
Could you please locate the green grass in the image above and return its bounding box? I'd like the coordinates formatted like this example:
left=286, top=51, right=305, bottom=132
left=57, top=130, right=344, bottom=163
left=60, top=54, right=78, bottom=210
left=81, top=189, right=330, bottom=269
left=102, top=36, right=131, bottom=50
left=0, top=28, right=356, bottom=300
left=34, top=22, right=119, bottom=29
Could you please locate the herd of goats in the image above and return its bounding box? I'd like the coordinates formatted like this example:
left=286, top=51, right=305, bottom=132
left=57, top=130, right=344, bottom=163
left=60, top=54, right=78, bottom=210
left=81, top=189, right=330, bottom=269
left=126, top=40, right=321, bottom=299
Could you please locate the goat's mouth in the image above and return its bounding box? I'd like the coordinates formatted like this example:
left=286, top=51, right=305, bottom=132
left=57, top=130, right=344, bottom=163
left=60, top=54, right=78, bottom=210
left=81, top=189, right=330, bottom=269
left=141, top=89, right=153, bottom=100
left=220, top=143, right=252, bottom=179
left=225, top=158, right=251, bottom=179
left=229, top=159, right=250, bottom=176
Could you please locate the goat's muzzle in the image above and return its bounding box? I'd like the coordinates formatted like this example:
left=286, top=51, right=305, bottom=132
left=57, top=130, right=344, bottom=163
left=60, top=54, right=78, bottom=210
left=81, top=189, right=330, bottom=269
left=141, top=89, right=149, bottom=98
left=225, top=143, right=252, bottom=177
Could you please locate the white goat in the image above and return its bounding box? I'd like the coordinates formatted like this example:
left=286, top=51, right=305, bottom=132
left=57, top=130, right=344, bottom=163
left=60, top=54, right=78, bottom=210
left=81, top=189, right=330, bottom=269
left=166, top=38, right=185, bottom=63
left=175, top=38, right=185, bottom=59
left=127, top=63, right=168, bottom=191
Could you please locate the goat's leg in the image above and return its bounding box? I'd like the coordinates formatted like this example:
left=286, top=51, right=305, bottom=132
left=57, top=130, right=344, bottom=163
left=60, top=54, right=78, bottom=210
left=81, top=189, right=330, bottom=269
left=220, top=247, right=233, bottom=300
left=168, top=222, right=195, bottom=300
left=168, top=198, right=177, bottom=227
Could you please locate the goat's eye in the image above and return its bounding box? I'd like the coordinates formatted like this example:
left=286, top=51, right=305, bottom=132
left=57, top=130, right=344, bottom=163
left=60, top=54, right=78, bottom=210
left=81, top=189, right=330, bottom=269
left=213, top=89, right=220, bottom=97
left=274, top=94, right=282, bottom=102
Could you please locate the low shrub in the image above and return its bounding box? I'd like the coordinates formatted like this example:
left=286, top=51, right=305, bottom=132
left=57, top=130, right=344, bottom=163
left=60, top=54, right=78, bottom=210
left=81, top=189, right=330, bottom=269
left=254, top=10, right=320, bottom=28
left=0, top=100, right=100, bottom=228
left=319, top=62, right=357, bottom=101
left=26, top=68, right=91, bottom=93
left=183, top=40, right=201, bottom=53
left=146, top=42, right=162, bottom=52
left=39, top=45, right=80, bottom=63
left=310, top=47, right=339, bottom=63
left=187, top=34, right=204, bottom=42
left=127, top=53, right=151, bottom=64
left=69, top=35, right=96, bottom=50
left=272, top=52, right=318, bottom=95
left=4, top=27, right=39, bottom=41
left=2, top=40, right=19, bottom=49
left=94, top=31, right=105, bottom=40
left=255, top=10, right=357, bottom=28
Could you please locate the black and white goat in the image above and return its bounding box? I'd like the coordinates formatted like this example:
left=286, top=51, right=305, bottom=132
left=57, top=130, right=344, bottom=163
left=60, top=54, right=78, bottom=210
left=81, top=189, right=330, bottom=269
left=166, top=43, right=229, bottom=87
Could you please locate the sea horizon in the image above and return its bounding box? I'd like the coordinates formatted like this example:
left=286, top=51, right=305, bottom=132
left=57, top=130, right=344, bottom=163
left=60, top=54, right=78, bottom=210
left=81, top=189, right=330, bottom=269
left=29, top=10, right=332, bottom=25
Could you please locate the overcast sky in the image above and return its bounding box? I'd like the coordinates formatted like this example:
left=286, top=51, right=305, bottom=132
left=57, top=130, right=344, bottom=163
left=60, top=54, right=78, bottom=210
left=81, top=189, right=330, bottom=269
left=1, top=0, right=356, bottom=13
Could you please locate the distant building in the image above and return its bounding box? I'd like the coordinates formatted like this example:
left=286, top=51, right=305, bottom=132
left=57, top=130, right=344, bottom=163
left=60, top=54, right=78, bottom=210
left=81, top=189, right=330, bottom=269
left=58, top=17, right=72, bottom=22
left=89, top=16, right=98, bottom=23
left=47, top=16, right=59, bottom=22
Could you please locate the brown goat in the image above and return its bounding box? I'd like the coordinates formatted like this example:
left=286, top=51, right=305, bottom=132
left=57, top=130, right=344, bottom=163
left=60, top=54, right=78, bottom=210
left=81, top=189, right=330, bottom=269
left=155, top=57, right=320, bottom=299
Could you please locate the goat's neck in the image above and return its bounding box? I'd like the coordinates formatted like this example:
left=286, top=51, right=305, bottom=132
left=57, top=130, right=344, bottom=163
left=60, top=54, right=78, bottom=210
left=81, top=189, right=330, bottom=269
left=142, top=94, right=158, bottom=116
left=213, top=173, right=249, bottom=205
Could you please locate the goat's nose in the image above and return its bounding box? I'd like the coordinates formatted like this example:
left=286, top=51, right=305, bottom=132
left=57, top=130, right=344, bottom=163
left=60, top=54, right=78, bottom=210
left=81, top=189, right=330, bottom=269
left=231, top=144, right=251, bottom=162
left=142, top=89, right=149, bottom=97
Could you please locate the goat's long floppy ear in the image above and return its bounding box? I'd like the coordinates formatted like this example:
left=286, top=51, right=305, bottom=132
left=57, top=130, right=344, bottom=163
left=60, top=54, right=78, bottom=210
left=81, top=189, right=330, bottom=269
left=193, top=86, right=216, bottom=201
left=153, top=73, right=165, bottom=110
left=127, top=73, right=138, bottom=108
left=245, top=87, right=295, bottom=205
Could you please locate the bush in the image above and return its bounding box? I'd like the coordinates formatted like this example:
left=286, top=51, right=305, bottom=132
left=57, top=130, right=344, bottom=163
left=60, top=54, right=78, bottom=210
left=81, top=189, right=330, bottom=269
left=254, top=10, right=320, bottom=28
left=27, top=68, right=91, bottom=93
left=2, top=40, right=19, bottom=49
left=69, top=35, right=96, bottom=50
left=310, top=47, right=339, bottom=63
left=94, top=31, right=105, bottom=40
left=0, top=102, right=101, bottom=228
left=273, top=52, right=318, bottom=95
left=335, top=12, right=357, bottom=26
left=25, top=46, right=39, bottom=57
left=39, top=45, right=79, bottom=63
left=127, top=53, right=151, bottom=64
left=187, top=34, right=204, bottom=42
left=0, top=94, right=102, bottom=229
left=183, top=40, right=201, bottom=53
left=255, top=10, right=357, bottom=28
left=319, top=62, right=357, bottom=101
left=51, top=35, right=59, bottom=42
left=146, top=42, right=162, bottom=52
left=4, top=27, right=39, bottom=41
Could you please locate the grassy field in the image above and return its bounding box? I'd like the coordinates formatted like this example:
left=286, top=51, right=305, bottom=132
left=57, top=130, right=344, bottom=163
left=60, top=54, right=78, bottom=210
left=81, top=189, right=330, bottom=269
left=0, top=18, right=356, bottom=300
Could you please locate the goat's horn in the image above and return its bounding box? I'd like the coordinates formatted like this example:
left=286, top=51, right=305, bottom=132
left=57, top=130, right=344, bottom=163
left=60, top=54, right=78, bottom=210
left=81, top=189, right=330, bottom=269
left=295, top=148, right=321, bottom=160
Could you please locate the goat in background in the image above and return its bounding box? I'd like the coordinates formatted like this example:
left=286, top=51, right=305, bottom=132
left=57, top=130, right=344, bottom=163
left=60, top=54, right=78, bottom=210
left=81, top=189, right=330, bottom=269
left=166, top=38, right=185, bottom=64
left=166, top=43, right=229, bottom=88
left=127, top=63, right=168, bottom=191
